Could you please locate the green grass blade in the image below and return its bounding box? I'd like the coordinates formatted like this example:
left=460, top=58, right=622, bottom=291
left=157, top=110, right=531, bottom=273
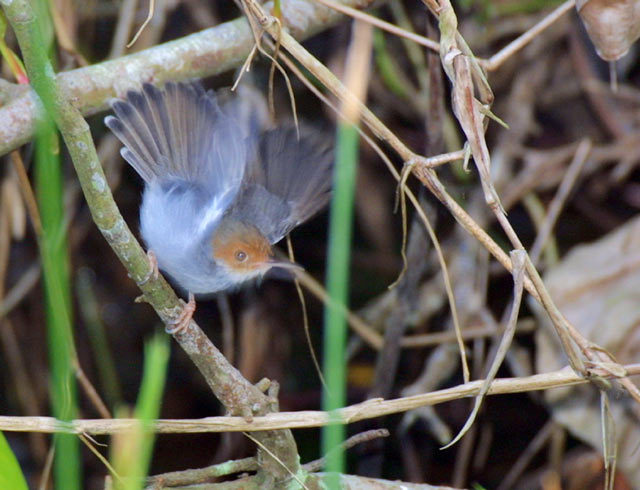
left=3, top=0, right=85, bottom=485
left=322, top=122, right=359, bottom=486
left=36, top=115, right=81, bottom=490
left=0, top=432, right=28, bottom=490
left=112, top=332, right=169, bottom=490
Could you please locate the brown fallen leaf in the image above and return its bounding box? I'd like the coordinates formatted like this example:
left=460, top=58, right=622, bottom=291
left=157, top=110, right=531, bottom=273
left=534, top=214, right=640, bottom=486
left=577, top=0, right=640, bottom=61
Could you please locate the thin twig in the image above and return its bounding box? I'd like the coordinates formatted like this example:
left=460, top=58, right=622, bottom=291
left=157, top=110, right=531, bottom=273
left=401, top=320, right=535, bottom=348
left=37, top=446, right=55, bottom=490
left=442, top=250, right=526, bottom=449
left=286, top=237, right=326, bottom=390
left=146, top=457, right=258, bottom=487
left=497, top=421, right=556, bottom=490
left=0, top=262, right=40, bottom=319
left=2, top=363, right=639, bottom=435
left=314, top=0, right=439, bottom=52
left=10, top=151, right=42, bottom=234
left=530, top=139, right=592, bottom=265
left=482, top=0, right=575, bottom=71
left=270, top=34, right=467, bottom=382
left=108, top=0, right=139, bottom=58
left=126, top=0, right=155, bottom=48
left=73, top=360, right=112, bottom=419
left=303, top=429, right=390, bottom=472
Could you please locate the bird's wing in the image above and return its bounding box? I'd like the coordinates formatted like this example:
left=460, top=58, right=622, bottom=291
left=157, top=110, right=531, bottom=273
left=234, top=125, right=333, bottom=243
left=105, top=82, right=265, bottom=199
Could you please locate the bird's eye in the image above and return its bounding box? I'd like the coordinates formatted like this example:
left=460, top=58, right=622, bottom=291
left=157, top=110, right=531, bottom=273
left=235, top=250, right=248, bottom=262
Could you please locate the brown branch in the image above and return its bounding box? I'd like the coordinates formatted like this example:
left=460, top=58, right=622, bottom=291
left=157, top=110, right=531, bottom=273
left=2, top=363, right=639, bottom=435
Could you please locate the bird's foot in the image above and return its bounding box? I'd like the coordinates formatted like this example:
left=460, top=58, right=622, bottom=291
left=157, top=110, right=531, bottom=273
left=139, top=250, right=159, bottom=285
left=166, top=292, right=196, bottom=335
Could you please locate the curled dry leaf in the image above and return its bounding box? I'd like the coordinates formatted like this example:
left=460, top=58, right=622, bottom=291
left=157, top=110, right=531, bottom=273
left=577, top=0, right=640, bottom=60
left=533, top=214, right=640, bottom=486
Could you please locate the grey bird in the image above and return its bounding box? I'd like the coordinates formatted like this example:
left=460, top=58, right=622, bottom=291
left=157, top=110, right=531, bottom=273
left=105, top=81, right=332, bottom=332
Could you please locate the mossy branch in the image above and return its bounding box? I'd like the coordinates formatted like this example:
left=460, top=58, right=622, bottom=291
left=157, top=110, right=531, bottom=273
left=0, top=0, right=302, bottom=482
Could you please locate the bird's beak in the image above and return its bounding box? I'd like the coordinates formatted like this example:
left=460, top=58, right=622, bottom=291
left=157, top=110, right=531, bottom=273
left=266, top=258, right=304, bottom=279
left=268, top=258, right=304, bottom=272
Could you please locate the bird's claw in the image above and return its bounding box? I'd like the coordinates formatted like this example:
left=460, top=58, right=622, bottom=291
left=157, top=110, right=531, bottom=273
left=139, top=250, right=159, bottom=285
left=166, top=292, right=196, bottom=335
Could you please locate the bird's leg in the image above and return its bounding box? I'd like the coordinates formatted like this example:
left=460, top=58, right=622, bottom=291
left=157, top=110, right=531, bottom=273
left=139, top=250, right=159, bottom=285
left=166, top=292, right=196, bottom=335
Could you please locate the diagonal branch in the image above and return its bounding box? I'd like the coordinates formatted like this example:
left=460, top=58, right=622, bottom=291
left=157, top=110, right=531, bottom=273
left=0, top=0, right=303, bottom=482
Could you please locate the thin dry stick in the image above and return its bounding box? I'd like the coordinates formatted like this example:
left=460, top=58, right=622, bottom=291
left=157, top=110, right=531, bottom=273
left=108, top=0, right=139, bottom=58
left=37, top=446, right=55, bottom=490
left=146, top=457, right=258, bottom=487
left=293, top=267, right=384, bottom=349
left=73, top=360, right=112, bottom=419
left=242, top=432, right=309, bottom=490
left=0, top=262, right=39, bottom=319
left=267, top=38, right=469, bottom=382
left=126, top=0, right=155, bottom=48
left=401, top=320, right=535, bottom=348
left=314, top=0, right=439, bottom=51
left=443, top=249, right=526, bottom=449
left=237, top=0, right=300, bottom=131
left=482, top=0, right=575, bottom=71
left=530, top=138, right=592, bottom=265
left=2, top=363, right=639, bottom=435
left=497, top=421, right=556, bottom=490
left=303, top=429, right=390, bottom=471
left=10, top=151, right=42, bottom=234
left=286, top=236, right=327, bottom=390
left=601, top=392, right=617, bottom=490
left=232, top=44, right=259, bottom=91
left=79, top=433, right=122, bottom=484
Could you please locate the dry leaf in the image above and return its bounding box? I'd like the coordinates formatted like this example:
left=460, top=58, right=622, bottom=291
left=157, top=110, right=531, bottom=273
left=534, top=214, right=640, bottom=486
left=577, top=0, right=640, bottom=60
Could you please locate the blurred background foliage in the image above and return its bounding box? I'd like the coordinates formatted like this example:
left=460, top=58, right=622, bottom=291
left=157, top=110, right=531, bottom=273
left=1, top=0, right=640, bottom=488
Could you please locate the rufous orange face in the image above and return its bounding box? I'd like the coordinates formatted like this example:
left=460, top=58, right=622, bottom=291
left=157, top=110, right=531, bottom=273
left=211, top=221, right=273, bottom=274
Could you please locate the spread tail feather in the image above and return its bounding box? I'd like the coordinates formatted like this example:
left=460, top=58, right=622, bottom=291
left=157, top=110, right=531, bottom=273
left=259, top=126, right=333, bottom=225
left=105, top=82, right=265, bottom=195
left=105, top=82, right=212, bottom=182
left=239, top=125, right=333, bottom=242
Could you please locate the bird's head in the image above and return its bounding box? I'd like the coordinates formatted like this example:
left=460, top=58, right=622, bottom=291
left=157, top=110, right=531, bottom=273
left=211, top=221, right=299, bottom=283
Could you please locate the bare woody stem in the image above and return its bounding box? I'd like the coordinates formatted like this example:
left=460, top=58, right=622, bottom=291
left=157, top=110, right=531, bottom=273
left=1, top=363, right=639, bottom=435
left=0, top=0, right=300, bottom=482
